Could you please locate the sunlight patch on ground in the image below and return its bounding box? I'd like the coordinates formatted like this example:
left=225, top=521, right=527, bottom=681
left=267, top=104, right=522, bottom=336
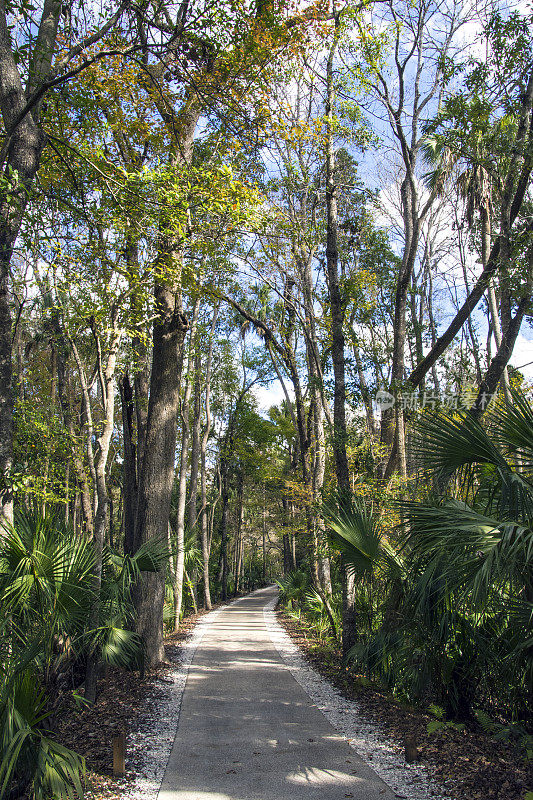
left=286, top=767, right=363, bottom=785
left=159, top=793, right=234, bottom=800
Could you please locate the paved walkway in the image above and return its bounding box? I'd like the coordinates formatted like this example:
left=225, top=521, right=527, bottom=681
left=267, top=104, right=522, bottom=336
left=159, top=586, right=396, bottom=800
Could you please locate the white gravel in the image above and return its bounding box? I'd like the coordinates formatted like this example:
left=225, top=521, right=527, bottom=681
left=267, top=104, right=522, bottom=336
left=118, top=603, right=227, bottom=800
left=263, top=597, right=451, bottom=800
left=118, top=591, right=451, bottom=800
left=118, top=593, right=259, bottom=800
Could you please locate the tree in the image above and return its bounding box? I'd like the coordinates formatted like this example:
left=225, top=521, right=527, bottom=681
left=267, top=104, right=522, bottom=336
left=407, top=10, right=533, bottom=408
left=0, top=0, right=131, bottom=530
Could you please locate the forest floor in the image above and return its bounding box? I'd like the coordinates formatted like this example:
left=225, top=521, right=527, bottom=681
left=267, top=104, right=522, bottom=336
left=55, top=607, right=210, bottom=800
left=54, top=600, right=531, bottom=800
left=277, top=610, right=532, bottom=800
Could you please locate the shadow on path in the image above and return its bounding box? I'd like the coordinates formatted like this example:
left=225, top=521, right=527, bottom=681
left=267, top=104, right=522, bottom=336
left=159, top=587, right=396, bottom=800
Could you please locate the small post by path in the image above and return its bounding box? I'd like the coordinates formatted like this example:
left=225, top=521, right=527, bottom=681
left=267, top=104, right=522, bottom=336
left=404, top=734, right=419, bottom=763
left=113, top=730, right=126, bottom=777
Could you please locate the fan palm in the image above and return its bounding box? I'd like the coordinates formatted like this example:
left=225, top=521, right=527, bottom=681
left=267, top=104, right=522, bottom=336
left=303, top=588, right=342, bottom=638
left=406, top=396, right=533, bottom=603
left=322, top=494, right=407, bottom=681
left=0, top=509, right=96, bottom=685
left=403, top=392, right=533, bottom=718
left=276, top=569, right=310, bottom=608
left=0, top=661, right=85, bottom=800
left=0, top=576, right=84, bottom=800
left=0, top=507, right=168, bottom=798
left=322, top=494, right=402, bottom=580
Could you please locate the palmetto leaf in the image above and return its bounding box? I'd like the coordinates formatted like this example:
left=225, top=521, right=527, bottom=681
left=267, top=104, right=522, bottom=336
left=402, top=499, right=532, bottom=604
left=0, top=665, right=84, bottom=800
left=497, top=389, right=533, bottom=472
left=0, top=728, right=31, bottom=799
left=114, top=536, right=169, bottom=585
left=0, top=510, right=96, bottom=624
left=413, top=410, right=507, bottom=479
left=0, top=505, right=164, bottom=798
left=184, top=531, right=202, bottom=571
left=412, top=410, right=533, bottom=522
left=323, top=494, right=400, bottom=578
left=276, top=569, right=309, bottom=603
left=98, top=623, right=142, bottom=669
left=32, top=738, right=85, bottom=800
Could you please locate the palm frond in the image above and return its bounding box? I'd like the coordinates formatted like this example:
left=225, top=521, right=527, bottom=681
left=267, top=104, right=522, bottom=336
left=413, top=410, right=533, bottom=521
left=413, top=411, right=507, bottom=480
left=402, top=498, right=532, bottom=604
left=98, top=623, right=142, bottom=669
left=323, top=495, right=400, bottom=578
left=497, top=390, right=533, bottom=472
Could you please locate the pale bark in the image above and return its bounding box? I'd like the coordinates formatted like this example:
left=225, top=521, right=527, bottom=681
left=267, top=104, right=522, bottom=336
left=0, top=0, right=127, bottom=530
left=407, top=69, right=533, bottom=392
left=482, top=208, right=512, bottom=404
left=44, top=299, right=95, bottom=536
left=199, top=306, right=218, bottom=609
left=352, top=2, right=458, bottom=474
left=172, top=298, right=200, bottom=630
left=188, top=350, right=201, bottom=535
left=70, top=312, right=122, bottom=703
left=262, top=494, right=267, bottom=585
left=473, top=285, right=532, bottom=417
left=235, top=473, right=245, bottom=594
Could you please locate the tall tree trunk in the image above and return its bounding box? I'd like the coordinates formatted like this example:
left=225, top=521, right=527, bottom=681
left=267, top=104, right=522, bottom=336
left=49, top=306, right=94, bottom=535
left=449, top=222, right=481, bottom=388
left=216, top=380, right=253, bottom=600
left=352, top=339, right=377, bottom=437
left=472, top=290, right=531, bottom=417
left=310, top=388, right=333, bottom=597
left=134, top=277, right=189, bottom=667
left=134, top=103, right=199, bottom=669
left=217, top=461, right=230, bottom=600
left=325, top=27, right=354, bottom=654
left=120, top=372, right=137, bottom=555
left=70, top=317, right=121, bottom=703
left=188, top=349, right=201, bottom=534
left=481, top=207, right=512, bottom=404
left=0, top=0, right=126, bottom=530
left=199, top=306, right=218, bottom=610
left=298, top=244, right=334, bottom=599
left=262, top=486, right=267, bottom=585
left=173, top=298, right=199, bottom=630
left=0, top=3, right=52, bottom=528
left=132, top=336, right=149, bottom=518
left=235, top=472, right=244, bottom=594
left=407, top=69, right=533, bottom=392
left=187, top=347, right=201, bottom=601
left=0, top=267, right=14, bottom=531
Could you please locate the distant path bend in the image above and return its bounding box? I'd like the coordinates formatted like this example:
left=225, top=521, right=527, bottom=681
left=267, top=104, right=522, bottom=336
left=158, top=586, right=396, bottom=800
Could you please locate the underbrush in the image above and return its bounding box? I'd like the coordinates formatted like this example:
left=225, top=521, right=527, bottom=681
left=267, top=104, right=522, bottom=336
left=278, top=605, right=533, bottom=800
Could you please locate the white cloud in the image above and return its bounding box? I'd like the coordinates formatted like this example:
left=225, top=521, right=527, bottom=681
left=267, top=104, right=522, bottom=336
left=509, top=330, right=533, bottom=380
left=254, top=381, right=291, bottom=413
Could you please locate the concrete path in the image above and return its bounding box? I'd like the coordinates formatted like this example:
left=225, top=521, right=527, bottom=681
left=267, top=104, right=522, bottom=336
left=159, top=586, right=396, bottom=800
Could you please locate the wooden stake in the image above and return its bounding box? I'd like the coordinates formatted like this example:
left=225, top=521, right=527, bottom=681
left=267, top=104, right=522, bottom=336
left=113, top=731, right=126, bottom=777
left=404, top=735, right=419, bottom=763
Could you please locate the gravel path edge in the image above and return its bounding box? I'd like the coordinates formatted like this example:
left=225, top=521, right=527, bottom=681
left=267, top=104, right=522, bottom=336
left=263, top=597, right=451, bottom=800
left=120, top=591, right=265, bottom=800
left=120, top=590, right=452, bottom=800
